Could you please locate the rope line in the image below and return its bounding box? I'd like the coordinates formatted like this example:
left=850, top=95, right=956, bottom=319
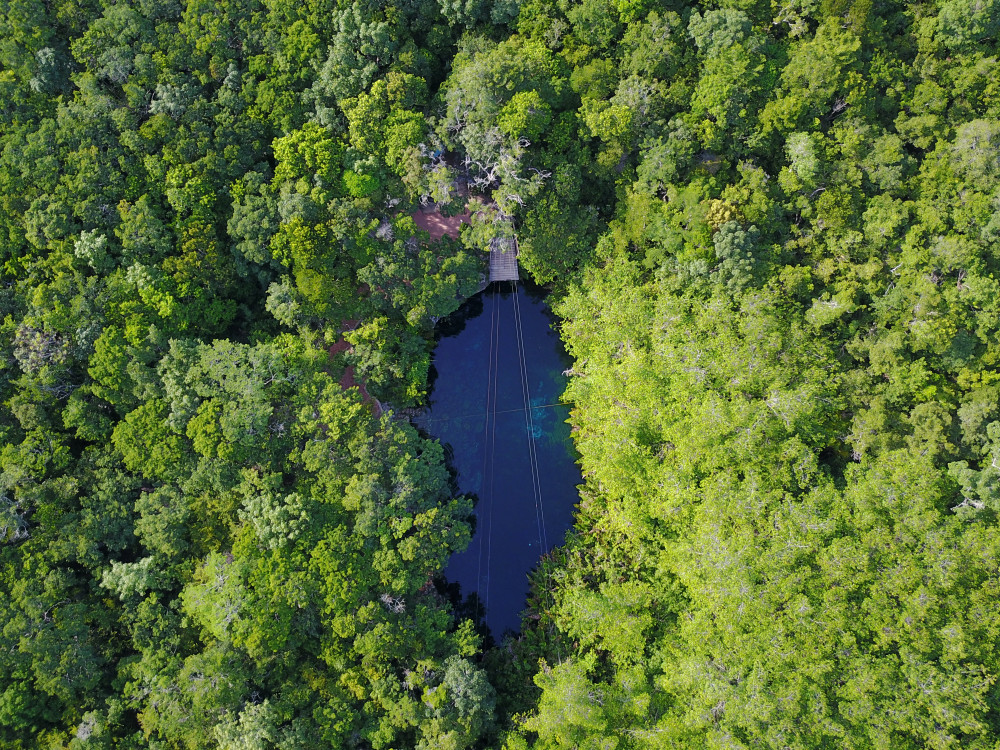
left=522, top=284, right=549, bottom=552
left=512, top=281, right=548, bottom=553
left=511, top=282, right=544, bottom=555
left=483, top=283, right=500, bottom=627
left=475, top=281, right=499, bottom=628
left=461, top=281, right=560, bottom=634
left=512, top=283, right=562, bottom=658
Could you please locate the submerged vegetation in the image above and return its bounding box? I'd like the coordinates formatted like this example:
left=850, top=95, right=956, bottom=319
left=3, top=0, right=1000, bottom=746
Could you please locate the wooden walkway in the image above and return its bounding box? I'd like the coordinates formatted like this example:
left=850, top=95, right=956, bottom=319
left=489, top=236, right=519, bottom=282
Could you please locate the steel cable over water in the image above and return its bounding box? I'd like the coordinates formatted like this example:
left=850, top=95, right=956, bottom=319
left=511, top=283, right=544, bottom=556
left=484, top=283, right=500, bottom=627
left=512, top=281, right=548, bottom=553
left=476, top=282, right=499, bottom=628
left=513, top=280, right=563, bottom=660
left=471, top=281, right=554, bottom=633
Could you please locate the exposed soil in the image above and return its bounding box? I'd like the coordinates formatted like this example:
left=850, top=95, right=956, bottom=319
left=412, top=205, right=471, bottom=242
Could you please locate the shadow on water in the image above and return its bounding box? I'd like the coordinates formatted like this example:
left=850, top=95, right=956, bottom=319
left=433, top=579, right=496, bottom=650
left=427, top=295, right=484, bottom=397
left=435, top=290, right=485, bottom=339
left=418, top=280, right=581, bottom=640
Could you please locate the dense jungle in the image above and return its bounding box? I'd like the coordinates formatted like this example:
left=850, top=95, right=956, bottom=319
left=3, top=0, right=1000, bottom=746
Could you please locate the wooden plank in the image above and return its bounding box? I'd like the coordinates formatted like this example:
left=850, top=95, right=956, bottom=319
left=489, top=236, right=519, bottom=282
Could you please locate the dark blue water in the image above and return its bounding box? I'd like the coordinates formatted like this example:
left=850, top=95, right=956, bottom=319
left=419, top=281, right=580, bottom=638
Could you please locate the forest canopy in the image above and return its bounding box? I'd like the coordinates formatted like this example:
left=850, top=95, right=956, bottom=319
left=3, top=0, right=1000, bottom=747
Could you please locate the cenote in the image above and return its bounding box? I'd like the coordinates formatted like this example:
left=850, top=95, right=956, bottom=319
left=418, top=280, right=581, bottom=639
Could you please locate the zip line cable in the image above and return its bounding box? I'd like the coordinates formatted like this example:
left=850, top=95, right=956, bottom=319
left=513, top=283, right=562, bottom=658
left=483, top=283, right=500, bottom=628
left=461, top=281, right=560, bottom=632
left=511, top=282, right=544, bottom=555
left=521, top=282, right=549, bottom=552
left=512, top=281, right=548, bottom=553
left=475, top=282, right=498, bottom=628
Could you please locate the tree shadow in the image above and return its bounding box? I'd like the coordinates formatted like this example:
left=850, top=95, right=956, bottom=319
left=435, top=289, right=485, bottom=340
left=434, top=576, right=496, bottom=649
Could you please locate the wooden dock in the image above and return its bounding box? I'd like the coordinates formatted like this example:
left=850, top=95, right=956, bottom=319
left=489, top=236, right=519, bottom=282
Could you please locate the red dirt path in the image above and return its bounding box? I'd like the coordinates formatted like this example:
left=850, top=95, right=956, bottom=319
left=412, top=205, right=471, bottom=241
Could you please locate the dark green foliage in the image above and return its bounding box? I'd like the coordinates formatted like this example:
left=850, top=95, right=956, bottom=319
left=0, top=0, right=493, bottom=745
left=5, top=0, right=1000, bottom=746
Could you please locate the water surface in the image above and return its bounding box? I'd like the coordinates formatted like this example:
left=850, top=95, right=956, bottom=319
left=419, top=281, right=580, bottom=637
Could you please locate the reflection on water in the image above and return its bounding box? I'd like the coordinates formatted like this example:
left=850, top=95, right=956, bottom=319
left=416, top=280, right=581, bottom=638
